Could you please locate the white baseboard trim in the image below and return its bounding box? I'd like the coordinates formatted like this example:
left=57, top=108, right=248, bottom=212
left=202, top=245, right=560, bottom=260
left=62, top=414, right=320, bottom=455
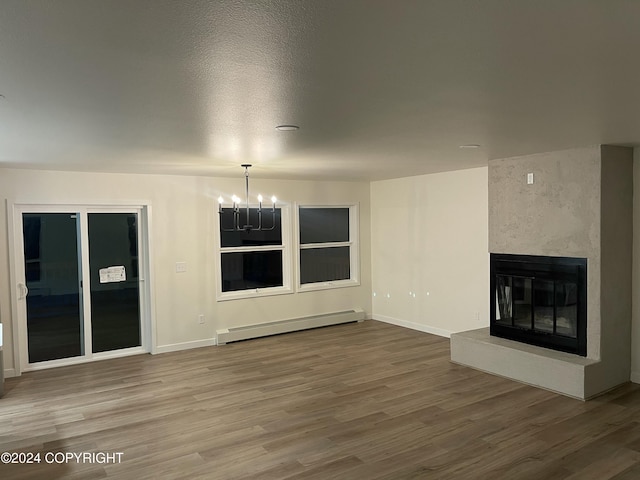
left=373, top=314, right=453, bottom=338
left=155, top=338, right=216, bottom=354
left=631, top=371, right=640, bottom=384
left=4, top=368, right=16, bottom=378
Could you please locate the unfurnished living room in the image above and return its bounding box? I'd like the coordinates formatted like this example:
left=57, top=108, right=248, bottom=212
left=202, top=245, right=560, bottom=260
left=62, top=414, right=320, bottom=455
left=2, top=1, right=640, bottom=479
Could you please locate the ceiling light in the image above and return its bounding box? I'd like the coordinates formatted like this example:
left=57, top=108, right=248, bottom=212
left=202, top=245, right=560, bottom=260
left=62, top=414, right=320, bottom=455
left=275, top=125, right=299, bottom=131
left=218, top=164, right=278, bottom=233
left=459, top=144, right=481, bottom=149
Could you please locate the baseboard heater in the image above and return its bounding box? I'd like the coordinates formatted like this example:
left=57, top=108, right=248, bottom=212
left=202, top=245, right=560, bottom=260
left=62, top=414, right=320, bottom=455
left=216, top=308, right=365, bottom=345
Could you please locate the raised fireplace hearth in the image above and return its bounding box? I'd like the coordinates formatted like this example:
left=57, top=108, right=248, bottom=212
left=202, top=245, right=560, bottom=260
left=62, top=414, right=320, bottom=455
left=491, top=253, right=587, bottom=357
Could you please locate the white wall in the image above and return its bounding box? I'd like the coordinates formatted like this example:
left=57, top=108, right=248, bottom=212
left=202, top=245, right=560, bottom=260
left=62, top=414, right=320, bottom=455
left=0, top=168, right=371, bottom=374
left=370, top=167, right=489, bottom=336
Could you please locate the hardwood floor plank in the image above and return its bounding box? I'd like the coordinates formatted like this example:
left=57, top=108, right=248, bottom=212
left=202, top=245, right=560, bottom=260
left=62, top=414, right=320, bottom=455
left=1, top=320, right=639, bottom=479
left=563, top=447, right=640, bottom=480
left=611, top=463, right=640, bottom=479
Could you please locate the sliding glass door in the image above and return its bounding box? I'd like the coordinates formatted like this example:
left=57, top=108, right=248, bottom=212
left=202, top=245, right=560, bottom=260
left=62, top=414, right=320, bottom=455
left=16, top=207, right=147, bottom=370
left=23, top=213, right=83, bottom=363
left=88, top=213, right=141, bottom=353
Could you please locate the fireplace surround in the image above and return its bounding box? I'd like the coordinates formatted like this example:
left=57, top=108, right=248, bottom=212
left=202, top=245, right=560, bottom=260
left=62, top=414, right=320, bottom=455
left=451, top=145, right=633, bottom=399
left=490, top=253, right=587, bottom=356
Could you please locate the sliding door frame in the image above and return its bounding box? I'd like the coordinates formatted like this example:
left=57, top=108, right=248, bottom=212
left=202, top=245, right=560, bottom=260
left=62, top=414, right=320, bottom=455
left=7, top=202, right=155, bottom=375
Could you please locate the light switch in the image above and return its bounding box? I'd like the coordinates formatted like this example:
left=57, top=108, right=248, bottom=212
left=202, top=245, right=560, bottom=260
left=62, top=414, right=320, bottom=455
left=527, top=172, right=534, bottom=185
left=176, top=262, right=187, bottom=273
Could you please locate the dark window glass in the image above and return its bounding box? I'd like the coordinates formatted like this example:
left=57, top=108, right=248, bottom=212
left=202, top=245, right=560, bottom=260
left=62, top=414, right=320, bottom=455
left=23, top=215, right=42, bottom=282
left=88, top=213, right=141, bottom=353
left=300, top=247, right=350, bottom=284
left=299, top=208, right=349, bottom=244
left=220, top=208, right=281, bottom=248
left=221, top=250, right=283, bottom=292
left=24, top=213, right=82, bottom=363
left=23, top=216, right=42, bottom=259
left=25, top=261, right=41, bottom=283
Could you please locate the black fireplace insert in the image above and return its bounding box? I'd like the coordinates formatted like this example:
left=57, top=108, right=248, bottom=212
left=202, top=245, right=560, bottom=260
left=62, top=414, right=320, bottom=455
left=490, top=253, right=587, bottom=356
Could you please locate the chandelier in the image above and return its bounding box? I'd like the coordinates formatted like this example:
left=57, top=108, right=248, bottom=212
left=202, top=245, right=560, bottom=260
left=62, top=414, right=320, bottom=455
left=218, top=164, right=277, bottom=232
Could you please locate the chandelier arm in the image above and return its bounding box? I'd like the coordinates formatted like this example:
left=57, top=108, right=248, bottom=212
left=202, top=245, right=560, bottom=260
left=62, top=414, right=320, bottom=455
left=219, top=208, right=238, bottom=232
left=233, top=206, right=238, bottom=231
left=260, top=209, right=276, bottom=231
left=244, top=166, right=251, bottom=230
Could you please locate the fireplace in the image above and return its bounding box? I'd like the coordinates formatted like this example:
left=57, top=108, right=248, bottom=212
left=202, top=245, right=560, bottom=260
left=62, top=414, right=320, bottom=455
left=490, top=253, right=587, bottom=356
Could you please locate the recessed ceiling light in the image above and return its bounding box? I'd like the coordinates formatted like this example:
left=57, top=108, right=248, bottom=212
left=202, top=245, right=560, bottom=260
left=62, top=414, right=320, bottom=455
left=459, top=144, right=481, bottom=149
left=275, top=125, right=299, bottom=131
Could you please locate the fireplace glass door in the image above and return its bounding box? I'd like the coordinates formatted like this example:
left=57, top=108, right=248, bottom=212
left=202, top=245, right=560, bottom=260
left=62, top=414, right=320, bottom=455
left=491, top=254, right=586, bottom=356
left=496, top=274, right=578, bottom=338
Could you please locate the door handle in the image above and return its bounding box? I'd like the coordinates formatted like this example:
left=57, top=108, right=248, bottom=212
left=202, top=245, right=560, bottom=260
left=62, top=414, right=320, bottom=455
left=18, top=283, right=29, bottom=299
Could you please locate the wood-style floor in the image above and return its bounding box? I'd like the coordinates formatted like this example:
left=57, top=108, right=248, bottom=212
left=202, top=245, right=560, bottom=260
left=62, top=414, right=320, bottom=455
left=2, top=320, right=640, bottom=479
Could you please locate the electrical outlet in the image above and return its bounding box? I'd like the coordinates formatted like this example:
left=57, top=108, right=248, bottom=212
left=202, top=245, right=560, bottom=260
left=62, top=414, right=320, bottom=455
left=198, top=314, right=205, bottom=324
left=176, top=262, right=187, bottom=273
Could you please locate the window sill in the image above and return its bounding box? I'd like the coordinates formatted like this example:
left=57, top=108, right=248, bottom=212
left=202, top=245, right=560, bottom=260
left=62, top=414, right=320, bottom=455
left=216, top=286, right=293, bottom=302
left=297, top=279, right=360, bottom=293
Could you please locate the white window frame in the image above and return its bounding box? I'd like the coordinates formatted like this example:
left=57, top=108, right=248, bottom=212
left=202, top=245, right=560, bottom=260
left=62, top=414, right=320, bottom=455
left=295, top=203, right=360, bottom=292
left=215, top=203, right=292, bottom=301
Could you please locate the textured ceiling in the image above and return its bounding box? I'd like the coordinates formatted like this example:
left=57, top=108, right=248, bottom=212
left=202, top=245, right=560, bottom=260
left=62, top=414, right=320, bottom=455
left=0, top=0, right=639, bottom=181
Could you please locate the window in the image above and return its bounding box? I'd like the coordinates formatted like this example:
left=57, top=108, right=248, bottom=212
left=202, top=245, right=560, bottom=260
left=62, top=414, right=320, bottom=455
left=217, top=207, right=291, bottom=300
left=297, top=205, right=359, bottom=291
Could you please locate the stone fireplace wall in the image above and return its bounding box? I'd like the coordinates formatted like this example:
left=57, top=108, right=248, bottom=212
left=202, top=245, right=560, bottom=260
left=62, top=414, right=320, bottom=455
left=451, top=145, right=632, bottom=399
left=488, top=145, right=632, bottom=396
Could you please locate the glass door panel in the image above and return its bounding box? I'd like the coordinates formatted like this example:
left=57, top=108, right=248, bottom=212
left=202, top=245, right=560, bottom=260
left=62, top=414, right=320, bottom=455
left=23, top=213, right=83, bottom=363
left=533, top=279, right=555, bottom=333
left=556, top=280, right=578, bottom=338
left=88, top=213, right=141, bottom=353
left=495, top=275, right=513, bottom=326
left=512, top=277, right=533, bottom=329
